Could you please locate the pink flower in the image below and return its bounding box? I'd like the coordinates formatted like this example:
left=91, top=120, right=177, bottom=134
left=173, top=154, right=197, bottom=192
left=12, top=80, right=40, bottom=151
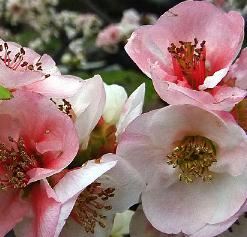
left=96, top=25, right=121, bottom=48
left=57, top=154, right=143, bottom=237
left=117, top=104, right=247, bottom=236
left=0, top=90, right=79, bottom=236
left=20, top=154, right=143, bottom=237
left=125, top=1, right=246, bottom=111
left=0, top=39, right=83, bottom=98
left=14, top=157, right=117, bottom=237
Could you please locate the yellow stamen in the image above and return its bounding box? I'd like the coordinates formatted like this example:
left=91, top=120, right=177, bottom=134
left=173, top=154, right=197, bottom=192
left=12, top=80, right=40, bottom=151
left=167, top=136, right=217, bottom=183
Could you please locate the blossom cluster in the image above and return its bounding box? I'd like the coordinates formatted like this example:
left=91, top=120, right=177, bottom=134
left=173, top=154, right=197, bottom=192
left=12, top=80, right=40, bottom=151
left=0, top=1, right=247, bottom=237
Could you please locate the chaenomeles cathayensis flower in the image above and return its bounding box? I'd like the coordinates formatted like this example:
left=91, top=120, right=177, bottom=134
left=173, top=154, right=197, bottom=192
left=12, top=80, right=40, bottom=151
left=0, top=38, right=83, bottom=98
left=117, top=104, right=247, bottom=236
left=0, top=90, right=79, bottom=236
left=125, top=0, right=247, bottom=111
left=13, top=157, right=116, bottom=237
left=38, top=154, right=144, bottom=237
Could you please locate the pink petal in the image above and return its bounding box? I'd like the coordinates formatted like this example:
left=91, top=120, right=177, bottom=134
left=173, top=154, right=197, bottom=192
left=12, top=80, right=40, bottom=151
left=60, top=217, right=114, bottom=237
left=0, top=60, right=44, bottom=88
left=54, top=159, right=117, bottom=203
left=15, top=180, right=61, bottom=237
left=152, top=65, right=247, bottom=111
left=142, top=170, right=247, bottom=235
left=130, top=206, right=180, bottom=237
left=22, top=74, right=83, bottom=98
left=152, top=67, right=216, bottom=109
left=230, top=47, right=247, bottom=90
left=117, top=110, right=166, bottom=182
left=0, top=190, right=29, bottom=236
left=96, top=154, right=145, bottom=213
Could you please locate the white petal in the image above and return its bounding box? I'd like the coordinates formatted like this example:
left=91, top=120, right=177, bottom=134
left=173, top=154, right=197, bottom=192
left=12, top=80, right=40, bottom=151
left=199, top=67, right=229, bottom=90
left=103, top=83, right=127, bottom=124
left=116, top=83, right=145, bottom=137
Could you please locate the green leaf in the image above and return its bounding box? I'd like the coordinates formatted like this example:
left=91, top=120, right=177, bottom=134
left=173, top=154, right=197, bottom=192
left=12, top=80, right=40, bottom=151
left=0, top=86, right=13, bottom=100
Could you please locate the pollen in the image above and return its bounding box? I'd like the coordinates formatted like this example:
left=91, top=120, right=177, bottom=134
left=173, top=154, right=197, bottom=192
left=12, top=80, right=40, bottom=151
left=168, top=38, right=206, bottom=90
left=167, top=136, right=217, bottom=183
left=72, top=182, right=115, bottom=233
left=0, top=137, right=38, bottom=190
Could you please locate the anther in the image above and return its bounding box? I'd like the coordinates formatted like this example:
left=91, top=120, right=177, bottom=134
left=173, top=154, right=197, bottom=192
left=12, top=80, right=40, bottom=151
left=167, top=136, right=217, bottom=183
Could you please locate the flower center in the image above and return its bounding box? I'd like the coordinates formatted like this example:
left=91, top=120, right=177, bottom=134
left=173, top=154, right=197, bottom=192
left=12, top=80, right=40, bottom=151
left=72, top=182, right=115, bottom=233
left=167, top=136, right=217, bottom=183
left=168, top=38, right=206, bottom=90
left=0, top=42, right=46, bottom=73
left=0, top=137, right=38, bottom=190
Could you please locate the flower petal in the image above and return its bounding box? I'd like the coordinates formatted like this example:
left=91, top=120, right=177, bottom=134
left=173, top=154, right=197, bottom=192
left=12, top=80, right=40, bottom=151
left=0, top=190, right=29, bottom=236
left=103, top=83, right=128, bottom=124
left=116, top=83, right=145, bottom=137
left=69, top=75, right=106, bottom=149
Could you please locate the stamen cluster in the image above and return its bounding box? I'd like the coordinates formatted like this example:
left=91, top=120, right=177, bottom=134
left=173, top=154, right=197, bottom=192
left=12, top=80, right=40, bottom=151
left=0, top=43, right=44, bottom=72
left=73, top=182, right=115, bottom=233
left=168, top=38, right=206, bottom=90
left=167, top=136, right=217, bottom=183
left=0, top=137, right=38, bottom=190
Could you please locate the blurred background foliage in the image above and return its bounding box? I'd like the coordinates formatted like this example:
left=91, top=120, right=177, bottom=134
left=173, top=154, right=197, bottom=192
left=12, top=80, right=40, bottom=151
left=0, top=0, right=246, bottom=112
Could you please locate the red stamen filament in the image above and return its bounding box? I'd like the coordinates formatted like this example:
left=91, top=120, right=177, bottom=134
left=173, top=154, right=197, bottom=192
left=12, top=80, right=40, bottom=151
left=168, top=38, right=206, bottom=90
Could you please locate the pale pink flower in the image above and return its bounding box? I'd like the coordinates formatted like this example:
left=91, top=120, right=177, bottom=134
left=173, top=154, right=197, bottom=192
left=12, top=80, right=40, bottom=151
left=58, top=154, right=143, bottom=237
left=13, top=157, right=116, bottom=237
left=55, top=154, right=143, bottom=237
left=117, top=104, right=247, bottom=236
left=96, top=9, right=141, bottom=50
left=31, top=154, right=144, bottom=237
left=0, top=39, right=83, bottom=98
left=125, top=1, right=246, bottom=111
left=0, top=90, right=79, bottom=236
